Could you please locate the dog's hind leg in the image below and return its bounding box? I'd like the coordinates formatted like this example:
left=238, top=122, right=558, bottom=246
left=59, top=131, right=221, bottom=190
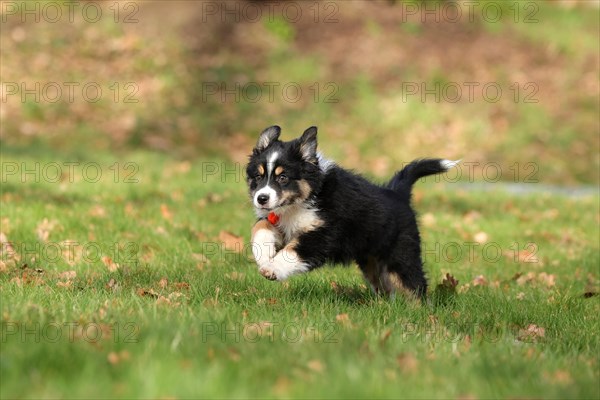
left=359, top=257, right=387, bottom=295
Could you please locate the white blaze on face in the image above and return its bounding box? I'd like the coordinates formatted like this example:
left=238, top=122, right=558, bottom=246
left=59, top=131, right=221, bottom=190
left=266, top=151, right=279, bottom=177
left=253, top=151, right=280, bottom=210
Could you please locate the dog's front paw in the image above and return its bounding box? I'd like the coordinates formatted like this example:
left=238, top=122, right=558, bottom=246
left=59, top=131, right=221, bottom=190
left=257, top=251, right=310, bottom=282
left=259, top=267, right=278, bottom=281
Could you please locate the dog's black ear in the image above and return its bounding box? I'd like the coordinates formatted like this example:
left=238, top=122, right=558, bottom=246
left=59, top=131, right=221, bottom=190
left=255, top=125, right=281, bottom=152
left=299, top=126, right=318, bottom=162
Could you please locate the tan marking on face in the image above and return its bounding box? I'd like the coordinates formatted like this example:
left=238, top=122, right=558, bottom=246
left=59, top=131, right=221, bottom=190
left=297, top=180, right=312, bottom=200
left=258, top=164, right=265, bottom=175
left=274, top=166, right=284, bottom=176
left=281, top=190, right=297, bottom=204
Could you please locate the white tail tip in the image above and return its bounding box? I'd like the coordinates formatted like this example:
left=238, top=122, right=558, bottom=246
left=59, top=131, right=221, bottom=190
left=440, top=159, right=461, bottom=170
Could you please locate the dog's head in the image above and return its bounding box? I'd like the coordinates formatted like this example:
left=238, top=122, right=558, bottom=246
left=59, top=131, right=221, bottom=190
left=246, top=125, right=324, bottom=214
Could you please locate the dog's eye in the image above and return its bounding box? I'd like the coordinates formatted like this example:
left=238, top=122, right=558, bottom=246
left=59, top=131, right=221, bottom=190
left=276, top=174, right=288, bottom=185
left=255, top=175, right=263, bottom=182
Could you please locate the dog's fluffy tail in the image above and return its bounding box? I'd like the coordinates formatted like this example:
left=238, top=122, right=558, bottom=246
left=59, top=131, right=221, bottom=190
left=387, top=159, right=460, bottom=200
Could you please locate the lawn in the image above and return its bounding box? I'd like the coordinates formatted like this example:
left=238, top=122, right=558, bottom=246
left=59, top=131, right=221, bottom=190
left=1, top=0, right=599, bottom=398
left=1, top=149, right=598, bottom=399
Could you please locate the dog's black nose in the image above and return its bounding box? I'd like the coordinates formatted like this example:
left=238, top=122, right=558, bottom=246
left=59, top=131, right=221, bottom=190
left=257, top=194, right=269, bottom=205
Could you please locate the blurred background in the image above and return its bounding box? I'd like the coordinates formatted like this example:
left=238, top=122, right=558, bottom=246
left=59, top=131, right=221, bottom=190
left=1, top=0, right=599, bottom=185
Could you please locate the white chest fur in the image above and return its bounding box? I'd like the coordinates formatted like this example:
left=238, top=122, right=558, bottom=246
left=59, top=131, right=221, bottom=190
left=277, top=204, right=323, bottom=243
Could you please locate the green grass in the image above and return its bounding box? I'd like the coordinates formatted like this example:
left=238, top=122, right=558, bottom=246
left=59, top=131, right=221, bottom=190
left=1, top=149, right=598, bottom=399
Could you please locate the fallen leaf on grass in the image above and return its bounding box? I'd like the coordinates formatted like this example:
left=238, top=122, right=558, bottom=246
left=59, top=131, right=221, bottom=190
left=156, top=292, right=185, bottom=308
left=56, top=280, right=73, bottom=288
left=0, top=232, right=18, bottom=261
left=548, top=370, right=572, bottom=385
left=228, top=347, right=241, bottom=362
left=473, top=231, right=488, bottom=244
left=192, top=253, right=210, bottom=270
left=421, top=213, right=436, bottom=227
left=516, top=271, right=556, bottom=288
left=36, top=218, right=57, bottom=242
left=59, top=270, right=76, bottom=280
left=174, top=282, right=190, bottom=290
left=12, top=267, right=45, bottom=286
left=336, top=313, right=350, bottom=324
left=307, top=359, right=324, bottom=372
left=472, top=275, right=488, bottom=286
left=137, top=288, right=159, bottom=299
left=156, top=296, right=171, bottom=306
left=380, top=329, right=392, bottom=344
left=517, top=324, right=545, bottom=342
left=396, top=353, right=418, bottom=373
left=273, top=376, right=292, bottom=396
left=516, top=271, right=536, bottom=285
left=462, top=210, right=481, bottom=223
left=538, top=272, right=556, bottom=287
left=225, top=272, right=245, bottom=281
left=219, top=231, right=244, bottom=252
left=158, top=277, right=168, bottom=288
left=512, top=249, right=538, bottom=263
left=107, top=350, right=131, bottom=365
left=106, top=278, right=118, bottom=291
left=205, top=193, right=224, bottom=203
left=160, top=204, right=173, bottom=221
left=102, top=256, right=119, bottom=273
left=439, top=273, right=459, bottom=291
left=89, top=205, right=106, bottom=217
left=384, top=369, right=397, bottom=381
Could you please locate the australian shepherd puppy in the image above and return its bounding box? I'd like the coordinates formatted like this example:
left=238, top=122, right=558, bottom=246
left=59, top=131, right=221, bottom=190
left=246, top=125, right=458, bottom=298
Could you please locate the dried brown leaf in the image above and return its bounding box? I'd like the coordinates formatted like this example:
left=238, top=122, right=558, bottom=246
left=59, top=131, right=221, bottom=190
left=174, top=282, right=190, bottom=290
left=396, top=353, right=419, bottom=373
left=538, top=272, right=556, bottom=287
left=160, top=204, right=173, bottom=220
left=106, top=278, right=118, bottom=291
left=0, top=232, right=18, bottom=261
left=102, top=256, right=119, bottom=272
left=307, top=359, right=324, bottom=372
left=473, top=231, right=488, bottom=244
left=421, top=213, right=436, bottom=227
left=59, top=270, right=76, bottom=280
left=35, top=218, right=57, bottom=242
left=517, top=324, right=545, bottom=342
left=225, top=272, right=245, bottom=281
left=336, top=313, right=350, bottom=324
left=137, top=288, right=159, bottom=299
left=56, top=280, right=73, bottom=288
left=472, top=275, right=488, bottom=287
left=441, top=273, right=459, bottom=290
left=380, top=329, right=392, bottom=344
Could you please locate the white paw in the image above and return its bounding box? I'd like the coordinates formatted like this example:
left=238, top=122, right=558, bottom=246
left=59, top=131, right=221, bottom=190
left=257, top=250, right=309, bottom=282
left=259, top=266, right=278, bottom=281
